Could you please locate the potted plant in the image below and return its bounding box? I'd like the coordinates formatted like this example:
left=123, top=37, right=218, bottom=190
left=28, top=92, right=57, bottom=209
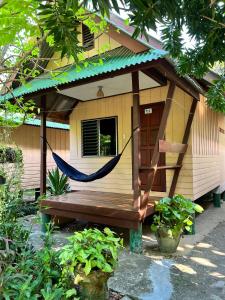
left=59, top=227, right=123, bottom=300
left=47, top=167, right=70, bottom=196
left=151, top=195, right=204, bottom=253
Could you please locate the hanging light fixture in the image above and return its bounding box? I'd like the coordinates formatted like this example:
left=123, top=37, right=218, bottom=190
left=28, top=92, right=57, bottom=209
left=97, top=86, right=104, bottom=98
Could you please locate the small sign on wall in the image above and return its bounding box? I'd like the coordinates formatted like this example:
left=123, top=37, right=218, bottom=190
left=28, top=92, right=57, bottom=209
left=144, top=108, right=152, bottom=114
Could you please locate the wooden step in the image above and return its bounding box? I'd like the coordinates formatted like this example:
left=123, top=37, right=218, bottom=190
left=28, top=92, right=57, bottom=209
left=159, top=140, right=188, bottom=154
left=139, top=165, right=182, bottom=171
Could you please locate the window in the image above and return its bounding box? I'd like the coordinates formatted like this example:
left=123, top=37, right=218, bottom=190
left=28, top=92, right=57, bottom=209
left=82, top=117, right=117, bottom=157
left=82, top=23, right=94, bottom=51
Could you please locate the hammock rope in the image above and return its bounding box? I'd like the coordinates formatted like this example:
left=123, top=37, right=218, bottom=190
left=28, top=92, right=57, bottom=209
left=41, top=127, right=138, bottom=182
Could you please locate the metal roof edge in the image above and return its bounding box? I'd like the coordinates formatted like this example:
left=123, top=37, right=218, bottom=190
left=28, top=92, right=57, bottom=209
left=24, top=119, right=70, bottom=130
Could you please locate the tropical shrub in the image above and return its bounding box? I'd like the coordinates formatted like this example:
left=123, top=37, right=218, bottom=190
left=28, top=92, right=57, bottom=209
left=59, top=228, right=123, bottom=286
left=0, top=146, right=23, bottom=164
left=151, top=195, right=204, bottom=238
left=47, top=168, right=70, bottom=196
left=0, top=226, right=70, bottom=300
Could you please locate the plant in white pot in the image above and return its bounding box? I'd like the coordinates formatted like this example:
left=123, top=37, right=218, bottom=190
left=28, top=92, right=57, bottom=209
left=59, top=227, right=123, bottom=300
left=151, top=195, right=204, bottom=253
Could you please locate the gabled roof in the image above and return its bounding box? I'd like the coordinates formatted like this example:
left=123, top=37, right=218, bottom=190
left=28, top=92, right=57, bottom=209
left=107, top=13, right=162, bottom=50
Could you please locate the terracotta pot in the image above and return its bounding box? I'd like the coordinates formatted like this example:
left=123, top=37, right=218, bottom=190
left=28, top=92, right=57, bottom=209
left=78, top=270, right=111, bottom=300
left=155, top=227, right=182, bottom=253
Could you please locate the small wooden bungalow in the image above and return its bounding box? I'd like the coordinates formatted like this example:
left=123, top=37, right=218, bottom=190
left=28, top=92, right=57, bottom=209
left=1, top=14, right=224, bottom=252
left=5, top=120, right=69, bottom=190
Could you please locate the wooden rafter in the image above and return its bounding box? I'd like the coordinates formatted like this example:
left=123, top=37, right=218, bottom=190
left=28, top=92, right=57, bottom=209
left=142, top=68, right=167, bottom=86
left=156, top=61, right=200, bottom=100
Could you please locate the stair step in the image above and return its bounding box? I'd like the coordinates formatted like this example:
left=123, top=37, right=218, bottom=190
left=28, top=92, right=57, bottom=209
left=139, top=165, right=182, bottom=171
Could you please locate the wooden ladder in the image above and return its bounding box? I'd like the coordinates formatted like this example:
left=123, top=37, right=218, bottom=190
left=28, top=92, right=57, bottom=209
left=140, top=82, right=198, bottom=209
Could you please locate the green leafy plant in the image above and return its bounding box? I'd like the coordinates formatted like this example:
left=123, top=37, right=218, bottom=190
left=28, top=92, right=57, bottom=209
left=151, top=195, right=204, bottom=238
left=47, top=167, right=70, bottom=196
left=59, top=228, right=123, bottom=284
left=0, top=225, right=67, bottom=299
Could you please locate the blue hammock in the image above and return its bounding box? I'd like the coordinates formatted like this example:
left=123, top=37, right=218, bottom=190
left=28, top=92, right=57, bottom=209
left=44, top=129, right=136, bottom=183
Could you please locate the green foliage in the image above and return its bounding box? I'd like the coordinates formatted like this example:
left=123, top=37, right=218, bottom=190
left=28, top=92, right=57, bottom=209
left=0, top=226, right=67, bottom=300
left=0, top=99, right=36, bottom=128
left=207, top=77, right=225, bottom=113
left=0, top=146, right=23, bottom=163
left=151, top=195, right=204, bottom=238
left=1, top=0, right=224, bottom=113
left=59, top=228, right=123, bottom=285
left=47, top=168, right=70, bottom=196
left=38, top=0, right=82, bottom=61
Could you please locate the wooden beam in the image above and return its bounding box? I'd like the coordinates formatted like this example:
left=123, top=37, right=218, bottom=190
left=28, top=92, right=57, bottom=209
left=142, top=68, right=167, bottom=86
left=159, top=140, right=188, bottom=153
left=65, top=99, right=79, bottom=118
left=40, top=95, right=47, bottom=195
left=141, top=81, right=176, bottom=209
left=156, top=61, right=200, bottom=100
left=169, top=98, right=198, bottom=197
left=132, top=71, right=141, bottom=209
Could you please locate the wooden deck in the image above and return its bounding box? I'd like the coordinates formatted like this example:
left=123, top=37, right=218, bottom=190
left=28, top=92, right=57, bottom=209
left=41, top=190, right=160, bottom=229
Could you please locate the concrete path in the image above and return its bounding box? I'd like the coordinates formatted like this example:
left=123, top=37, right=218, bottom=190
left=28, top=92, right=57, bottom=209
left=108, top=202, right=225, bottom=300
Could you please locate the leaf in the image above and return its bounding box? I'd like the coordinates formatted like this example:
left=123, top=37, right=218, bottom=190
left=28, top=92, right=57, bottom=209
left=185, top=226, right=191, bottom=232
left=194, top=204, right=204, bottom=213
left=84, top=260, right=92, bottom=276
left=65, top=289, right=77, bottom=298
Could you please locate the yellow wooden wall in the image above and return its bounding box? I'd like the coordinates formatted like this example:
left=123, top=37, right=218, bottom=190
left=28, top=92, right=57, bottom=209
left=218, top=114, right=225, bottom=193
left=46, top=28, right=121, bottom=70
left=10, top=125, right=69, bottom=189
left=191, top=95, right=224, bottom=199
left=69, top=84, right=194, bottom=198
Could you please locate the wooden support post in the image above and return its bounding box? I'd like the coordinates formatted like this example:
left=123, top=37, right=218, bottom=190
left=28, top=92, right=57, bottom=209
left=40, top=95, right=47, bottom=196
left=213, top=193, right=221, bottom=208
left=130, top=223, right=143, bottom=254
left=223, top=192, right=225, bottom=202
left=169, top=98, right=198, bottom=197
left=40, top=95, right=50, bottom=232
left=141, top=81, right=176, bottom=209
left=131, top=72, right=141, bottom=209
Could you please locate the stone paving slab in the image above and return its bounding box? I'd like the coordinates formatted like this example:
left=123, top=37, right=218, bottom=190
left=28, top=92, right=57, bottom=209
left=109, top=220, right=225, bottom=300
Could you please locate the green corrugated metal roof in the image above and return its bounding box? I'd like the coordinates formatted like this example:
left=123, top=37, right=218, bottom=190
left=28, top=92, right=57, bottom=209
left=25, top=119, right=70, bottom=130
left=0, top=49, right=167, bottom=102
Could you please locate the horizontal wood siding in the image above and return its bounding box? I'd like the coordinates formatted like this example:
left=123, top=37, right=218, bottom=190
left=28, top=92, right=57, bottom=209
left=192, top=95, right=223, bottom=199
left=10, top=125, right=69, bottom=189
left=70, top=83, right=193, bottom=198
left=46, top=30, right=121, bottom=70
left=218, top=114, right=225, bottom=193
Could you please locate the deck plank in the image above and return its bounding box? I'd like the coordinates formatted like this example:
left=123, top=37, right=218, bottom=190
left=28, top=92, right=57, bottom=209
left=41, top=191, right=159, bottom=229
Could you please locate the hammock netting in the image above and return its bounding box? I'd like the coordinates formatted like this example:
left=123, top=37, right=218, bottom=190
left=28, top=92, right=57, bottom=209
left=52, top=152, right=122, bottom=182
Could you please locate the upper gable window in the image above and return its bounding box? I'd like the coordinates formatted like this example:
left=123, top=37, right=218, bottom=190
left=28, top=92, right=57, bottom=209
left=82, top=23, right=94, bottom=51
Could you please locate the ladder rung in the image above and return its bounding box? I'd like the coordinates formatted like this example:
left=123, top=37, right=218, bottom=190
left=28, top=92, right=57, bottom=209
left=159, top=140, right=188, bottom=154
left=139, top=165, right=182, bottom=171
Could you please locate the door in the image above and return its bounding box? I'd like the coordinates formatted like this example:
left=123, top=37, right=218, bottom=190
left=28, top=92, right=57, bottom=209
left=140, top=102, right=166, bottom=192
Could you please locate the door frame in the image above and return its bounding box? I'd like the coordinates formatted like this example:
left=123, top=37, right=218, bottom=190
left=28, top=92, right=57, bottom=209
left=131, top=101, right=166, bottom=192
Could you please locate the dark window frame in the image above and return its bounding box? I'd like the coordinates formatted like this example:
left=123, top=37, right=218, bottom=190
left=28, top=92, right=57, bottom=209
left=81, top=116, right=118, bottom=157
